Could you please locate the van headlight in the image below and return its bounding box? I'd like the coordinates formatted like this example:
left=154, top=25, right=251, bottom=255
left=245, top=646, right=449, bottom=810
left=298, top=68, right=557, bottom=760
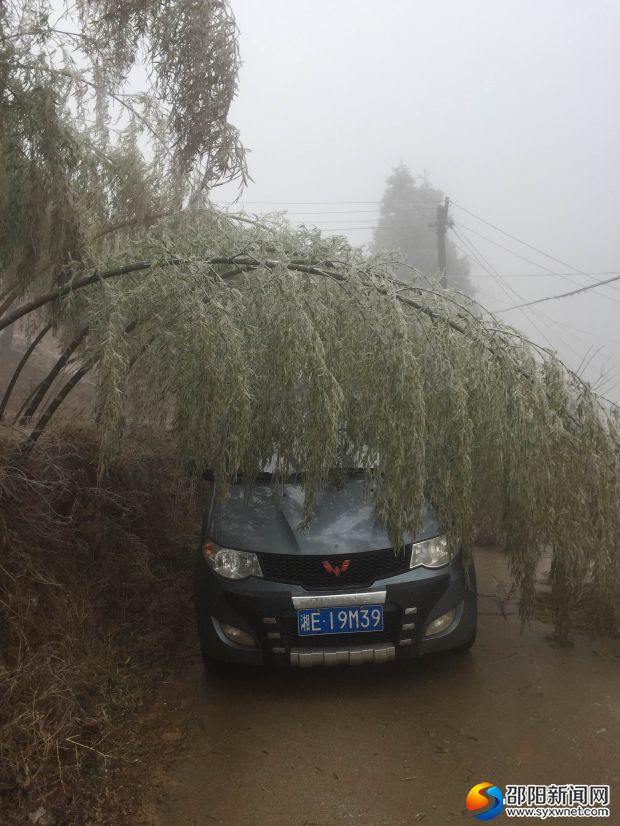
left=410, top=535, right=450, bottom=569
left=202, top=540, right=263, bottom=580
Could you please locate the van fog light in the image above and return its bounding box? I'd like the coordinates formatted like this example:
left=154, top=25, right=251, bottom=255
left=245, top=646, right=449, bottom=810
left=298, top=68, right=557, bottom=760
left=221, top=623, right=256, bottom=647
left=424, top=608, right=457, bottom=638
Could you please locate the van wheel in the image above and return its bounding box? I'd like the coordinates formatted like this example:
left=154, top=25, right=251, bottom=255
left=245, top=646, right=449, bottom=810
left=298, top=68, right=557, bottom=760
left=200, top=643, right=245, bottom=677
left=455, top=625, right=477, bottom=653
left=200, top=641, right=223, bottom=673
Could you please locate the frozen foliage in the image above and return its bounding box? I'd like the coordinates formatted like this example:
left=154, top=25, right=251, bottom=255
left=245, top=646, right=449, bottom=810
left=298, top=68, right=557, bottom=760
left=0, top=0, right=245, bottom=307
left=1, top=3, right=618, bottom=642
left=10, top=208, right=615, bottom=640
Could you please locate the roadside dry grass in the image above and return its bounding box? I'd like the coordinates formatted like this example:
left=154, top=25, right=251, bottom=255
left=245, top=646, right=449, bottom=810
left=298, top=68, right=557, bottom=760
left=0, top=421, right=198, bottom=824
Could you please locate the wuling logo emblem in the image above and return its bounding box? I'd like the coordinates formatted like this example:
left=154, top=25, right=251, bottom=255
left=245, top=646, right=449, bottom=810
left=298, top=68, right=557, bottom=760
left=322, top=560, right=350, bottom=577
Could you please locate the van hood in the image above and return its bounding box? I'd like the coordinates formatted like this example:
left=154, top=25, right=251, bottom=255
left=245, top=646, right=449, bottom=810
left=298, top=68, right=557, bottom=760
left=207, top=478, right=440, bottom=556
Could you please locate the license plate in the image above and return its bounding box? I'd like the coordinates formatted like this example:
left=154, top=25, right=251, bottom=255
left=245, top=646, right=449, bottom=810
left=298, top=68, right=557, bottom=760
left=297, top=605, right=384, bottom=636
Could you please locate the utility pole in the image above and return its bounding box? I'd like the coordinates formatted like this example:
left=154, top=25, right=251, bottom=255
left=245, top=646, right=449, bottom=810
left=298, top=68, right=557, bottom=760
left=435, top=196, right=453, bottom=288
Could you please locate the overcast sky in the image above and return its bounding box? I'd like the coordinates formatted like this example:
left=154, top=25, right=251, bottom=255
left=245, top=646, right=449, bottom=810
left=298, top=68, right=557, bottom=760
left=215, top=0, right=620, bottom=398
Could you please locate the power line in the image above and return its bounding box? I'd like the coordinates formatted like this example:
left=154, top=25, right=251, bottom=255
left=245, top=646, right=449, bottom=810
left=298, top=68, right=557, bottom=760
left=451, top=201, right=590, bottom=273
left=271, top=207, right=428, bottom=215
left=495, top=272, right=620, bottom=312
left=452, top=229, right=560, bottom=347
left=248, top=218, right=620, bottom=289
left=221, top=204, right=620, bottom=299
left=244, top=208, right=384, bottom=215
left=539, top=316, right=620, bottom=350
left=289, top=224, right=379, bottom=231
left=282, top=218, right=384, bottom=225
left=452, top=227, right=587, bottom=360
left=467, top=271, right=620, bottom=279
left=213, top=200, right=435, bottom=207
left=440, top=228, right=620, bottom=371
left=453, top=227, right=592, bottom=354
left=456, top=220, right=620, bottom=304
left=451, top=200, right=620, bottom=298
left=456, top=222, right=558, bottom=274
left=457, top=222, right=620, bottom=310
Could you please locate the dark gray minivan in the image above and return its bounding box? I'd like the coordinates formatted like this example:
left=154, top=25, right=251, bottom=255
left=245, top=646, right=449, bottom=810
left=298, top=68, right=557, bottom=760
left=193, top=472, right=477, bottom=668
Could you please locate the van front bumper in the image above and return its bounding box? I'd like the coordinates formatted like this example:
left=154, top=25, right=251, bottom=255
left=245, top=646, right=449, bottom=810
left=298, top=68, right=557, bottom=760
left=193, top=551, right=477, bottom=667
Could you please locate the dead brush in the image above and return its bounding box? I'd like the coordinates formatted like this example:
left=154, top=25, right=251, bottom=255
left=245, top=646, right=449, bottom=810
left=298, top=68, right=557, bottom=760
left=0, top=421, right=198, bottom=823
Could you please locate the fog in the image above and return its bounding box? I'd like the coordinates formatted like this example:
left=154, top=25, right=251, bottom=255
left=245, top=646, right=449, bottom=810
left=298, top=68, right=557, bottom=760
left=214, top=0, right=620, bottom=399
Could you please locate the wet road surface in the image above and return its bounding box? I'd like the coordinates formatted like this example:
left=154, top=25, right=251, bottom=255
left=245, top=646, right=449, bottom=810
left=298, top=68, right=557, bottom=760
left=150, top=547, right=620, bottom=826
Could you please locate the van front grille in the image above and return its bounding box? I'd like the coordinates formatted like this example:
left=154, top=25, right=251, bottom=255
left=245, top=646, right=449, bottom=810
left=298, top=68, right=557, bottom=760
left=258, top=547, right=410, bottom=590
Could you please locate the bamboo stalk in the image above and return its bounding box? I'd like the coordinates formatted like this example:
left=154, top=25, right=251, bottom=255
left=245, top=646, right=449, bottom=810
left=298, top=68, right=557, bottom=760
left=0, top=323, right=52, bottom=420
left=17, top=328, right=89, bottom=425
left=0, top=256, right=343, bottom=333
left=21, top=362, right=94, bottom=455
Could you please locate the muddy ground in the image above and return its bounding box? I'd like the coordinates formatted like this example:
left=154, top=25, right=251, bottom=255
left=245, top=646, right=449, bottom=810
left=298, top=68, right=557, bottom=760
left=139, top=547, right=619, bottom=826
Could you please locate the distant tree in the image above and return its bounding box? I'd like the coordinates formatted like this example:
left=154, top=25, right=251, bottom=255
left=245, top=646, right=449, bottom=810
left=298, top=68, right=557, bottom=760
left=373, top=163, right=473, bottom=294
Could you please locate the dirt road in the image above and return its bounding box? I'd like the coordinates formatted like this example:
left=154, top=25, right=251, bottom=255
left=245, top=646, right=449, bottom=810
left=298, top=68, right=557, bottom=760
left=147, top=547, right=620, bottom=825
